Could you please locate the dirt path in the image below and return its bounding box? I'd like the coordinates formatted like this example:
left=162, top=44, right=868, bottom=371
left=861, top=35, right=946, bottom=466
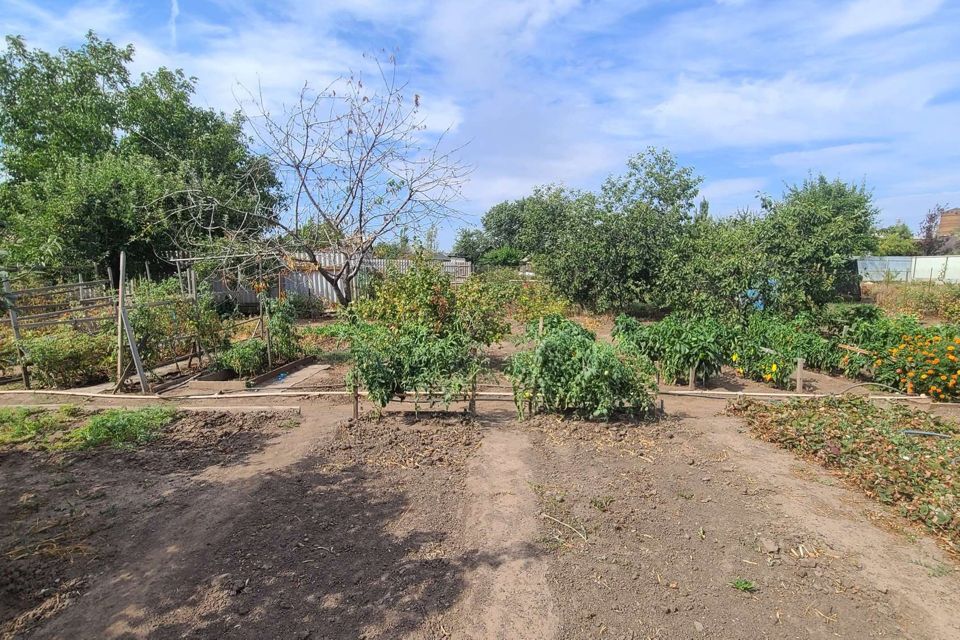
left=449, top=417, right=559, bottom=639
left=24, top=404, right=353, bottom=639
left=692, top=413, right=960, bottom=640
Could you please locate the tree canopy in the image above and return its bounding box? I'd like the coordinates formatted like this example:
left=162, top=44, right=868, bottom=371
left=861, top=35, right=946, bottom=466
left=0, top=33, right=278, bottom=276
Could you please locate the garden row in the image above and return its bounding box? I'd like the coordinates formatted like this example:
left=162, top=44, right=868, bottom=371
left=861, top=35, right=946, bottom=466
left=614, top=305, right=960, bottom=400
left=1, top=275, right=310, bottom=389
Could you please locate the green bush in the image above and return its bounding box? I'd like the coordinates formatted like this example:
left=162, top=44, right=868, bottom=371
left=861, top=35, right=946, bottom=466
left=329, top=320, right=482, bottom=408
left=616, top=314, right=729, bottom=385
left=20, top=329, right=115, bottom=388
left=61, top=405, right=176, bottom=449
left=508, top=317, right=656, bottom=419
left=217, top=338, right=269, bottom=377
left=267, top=298, right=301, bottom=363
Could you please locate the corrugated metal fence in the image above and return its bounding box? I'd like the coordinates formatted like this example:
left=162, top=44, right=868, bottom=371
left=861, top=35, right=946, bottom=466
left=209, top=255, right=472, bottom=308
left=857, top=255, right=960, bottom=283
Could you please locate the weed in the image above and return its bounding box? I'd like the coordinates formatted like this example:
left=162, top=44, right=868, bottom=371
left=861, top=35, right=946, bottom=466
left=60, top=406, right=176, bottom=449
left=730, top=578, right=757, bottom=592
left=590, top=496, right=614, bottom=512
left=0, top=405, right=81, bottom=445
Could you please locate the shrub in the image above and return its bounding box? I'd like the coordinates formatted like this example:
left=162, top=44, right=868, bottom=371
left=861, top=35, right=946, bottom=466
left=266, top=298, right=301, bottom=363
left=616, top=314, right=729, bottom=385
left=455, top=275, right=511, bottom=346
left=61, top=405, right=176, bottom=449
left=507, top=317, right=656, bottom=419
left=352, top=256, right=456, bottom=333
left=733, top=397, right=960, bottom=548
left=20, top=329, right=115, bottom=388
left=730, top=314, right=839, bottom=388
left=839, top=313, right=923, bottom=379
left=330, top=321, right=482, bottom=408
left=217, top=338, right=269, bottom=377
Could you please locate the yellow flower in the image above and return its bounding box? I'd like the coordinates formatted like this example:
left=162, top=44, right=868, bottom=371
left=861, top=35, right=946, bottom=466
left=763, top=374, right=772, bottom=381
left=907, top=371, right=915, bottom=378
left=770, top=363, right=778, bottom=372
left=921, top=374, right=929, bottom=380
left=874, top=358, right=883, bottom=366
left=731, top=353, right=739, bottom=362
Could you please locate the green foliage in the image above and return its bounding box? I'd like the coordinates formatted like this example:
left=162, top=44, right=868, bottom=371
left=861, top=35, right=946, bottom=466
left=839, top=313, right=923, bottom=379
left=454, top=276, right=511, bottom=346
left=657, top=213, right=775, bottom=321
left=266, top=298, right=301, bottom=363
left=616, top=314, right=729, bottom=385
left=734, top=397, right=960, bottom=547
left=478, top=245, right=523, bottom=267
left=217, top=339, right=268, bottom=378
left=61, top=405, right=175, bottom=449
left=0, top=405, right=81, bottom=445
left=0, top=33, right=278, bottom=272
left=759, top=174, right=878, bottom=310
left=451, top=228, right=490, bottom=263
left=730, top=579, right=757, bottom=593
left=353, top=256, right=456, bottom=334
left=19, top=329, right=115, bottom=388
left=507, top=317, right=656, bottom=419
left=129, top=277, right=227, bottom=367
left=332, top=321, right=482, bottom=408
left=876, top=223, right=919, bottom=256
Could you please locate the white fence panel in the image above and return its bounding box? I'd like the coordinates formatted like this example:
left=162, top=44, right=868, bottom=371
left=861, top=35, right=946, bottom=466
left=858, top=255, right=960, bottom=283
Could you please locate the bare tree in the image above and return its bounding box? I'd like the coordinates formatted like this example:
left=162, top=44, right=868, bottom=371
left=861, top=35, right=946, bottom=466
left=169, top=56, right=468, bottom=305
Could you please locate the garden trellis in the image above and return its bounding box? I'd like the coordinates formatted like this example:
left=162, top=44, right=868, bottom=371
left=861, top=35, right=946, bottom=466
left=2, top=250, right=208, bottom=393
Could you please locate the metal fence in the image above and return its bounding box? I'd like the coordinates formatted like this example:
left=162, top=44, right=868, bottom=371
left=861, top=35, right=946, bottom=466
left=208, top=254, right=472, bottom=308
left=857, top=256, right=960, bottom=283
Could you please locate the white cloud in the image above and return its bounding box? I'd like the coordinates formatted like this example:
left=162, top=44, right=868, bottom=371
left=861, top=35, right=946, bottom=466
left=829, top=0, right=943, bottom=39
left=168, top=0, right=179, bottom=49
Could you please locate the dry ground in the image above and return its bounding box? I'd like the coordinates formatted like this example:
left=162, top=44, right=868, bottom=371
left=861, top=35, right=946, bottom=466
left=2, top=385, right=959, bottom=639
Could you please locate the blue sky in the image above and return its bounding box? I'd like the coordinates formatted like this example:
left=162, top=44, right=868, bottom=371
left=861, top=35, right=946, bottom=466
left=3, top=0, right=959, bottom=249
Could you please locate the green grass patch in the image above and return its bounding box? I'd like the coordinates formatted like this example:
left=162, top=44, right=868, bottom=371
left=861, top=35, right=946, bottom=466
left=731, top=397, right=960, bottom=550
left=59, top=406, right=177, bottom=450
left=0, top=405, right=82, bottom=444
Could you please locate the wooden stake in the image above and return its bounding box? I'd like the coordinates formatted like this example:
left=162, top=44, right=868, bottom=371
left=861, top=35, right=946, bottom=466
left=352, top=386, right=359, bottom=420
left=795, top=357, right=805, bottom=393
left=144, top=261, right=152, bottom=281
left=3, top=275, right=30, bottom=389
left=688, top=365, right=697, bottom=390
left=117, top=252, right=150, bottom=393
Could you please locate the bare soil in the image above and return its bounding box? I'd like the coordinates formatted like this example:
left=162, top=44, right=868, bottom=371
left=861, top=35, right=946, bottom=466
left=1, top=393, right=958, bottom=639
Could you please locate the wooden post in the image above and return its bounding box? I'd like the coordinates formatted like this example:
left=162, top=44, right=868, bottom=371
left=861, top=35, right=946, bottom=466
left=688, top=365, right=697, bottom=390
left=117, top=252, right=150, bottom=393
left=795, top=358, right=805, bottom=393
left=144, top=261, right=152, bottom=281
left=352, top=386, right=359, bottom=420
left=538, top=316, right=544, bottom=336
left=261, top=299, right=273, bottom=369
left=3, top=275, right=30, bottom=389
left=116, top=261, right=125, bottom=384
left=77, top=274, right=84, bottom=302
left=107, top=265, right=115, bottom=289
left=175, top=260, right=185, bottom=295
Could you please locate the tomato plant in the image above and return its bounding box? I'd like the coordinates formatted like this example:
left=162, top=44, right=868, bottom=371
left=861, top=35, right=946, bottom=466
left=507, top=317, right=656, bottom=419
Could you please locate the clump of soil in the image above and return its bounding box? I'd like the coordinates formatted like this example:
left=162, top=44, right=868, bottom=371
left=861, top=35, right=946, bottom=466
left=325, top=412, right=483, bottom=470
left=0, top=410, right=296, bottom=638
left=522, top=413, right=673, bottom=458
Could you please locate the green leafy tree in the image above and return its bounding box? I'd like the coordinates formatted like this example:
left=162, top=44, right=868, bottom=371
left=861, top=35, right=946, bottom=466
left=451, top=228, right=490, bottom=263
left=658, top=213, right=775, bottom=320
left=876, top=222, right=918, bottom=256
left=530, top=150, right=703, bottom=312
left=482, top=200, right=527, bottom=249
left=759, top=174, right=878, bottom=309
left=0, top=33, right=278, bottom=275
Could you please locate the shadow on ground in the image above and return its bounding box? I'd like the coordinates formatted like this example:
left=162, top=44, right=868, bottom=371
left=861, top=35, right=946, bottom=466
left=27, top=444, right=542, bottom=639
